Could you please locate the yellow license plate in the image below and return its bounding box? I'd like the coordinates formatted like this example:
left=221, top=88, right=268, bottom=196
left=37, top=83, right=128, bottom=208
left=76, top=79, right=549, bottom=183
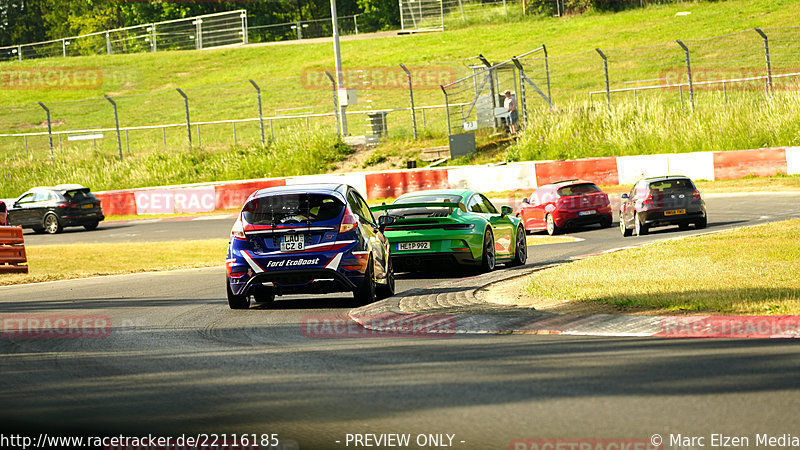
left=82, top=204, right=93, bottom=209
left=664, top=209, right=686, bottom=216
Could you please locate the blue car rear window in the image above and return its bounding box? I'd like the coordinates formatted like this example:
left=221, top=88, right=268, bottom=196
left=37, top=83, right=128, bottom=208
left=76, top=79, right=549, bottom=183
left=243, top=194, right=344, bottom=225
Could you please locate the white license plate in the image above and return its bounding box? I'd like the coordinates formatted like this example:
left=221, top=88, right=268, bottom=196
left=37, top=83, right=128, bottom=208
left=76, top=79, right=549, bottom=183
left=397, top=241, right=430, bottom=251
left=280, top=234, right=305, bottom=252
left=579, top=210, right=596, bottom=216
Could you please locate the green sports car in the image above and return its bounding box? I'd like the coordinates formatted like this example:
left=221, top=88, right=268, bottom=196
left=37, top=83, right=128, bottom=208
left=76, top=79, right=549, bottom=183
left=370, top=189, right=527, bottom=272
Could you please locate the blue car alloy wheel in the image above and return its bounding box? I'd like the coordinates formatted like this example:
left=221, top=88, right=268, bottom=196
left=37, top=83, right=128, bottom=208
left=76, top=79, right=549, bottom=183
left=225, top=183, right=394, bottom=309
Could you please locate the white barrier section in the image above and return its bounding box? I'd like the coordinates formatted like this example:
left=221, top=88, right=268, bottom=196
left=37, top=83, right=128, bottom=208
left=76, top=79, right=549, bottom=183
left=616, top=154, right=669, bottom=185
left=666, top=151, right=715, bottom=181
left=285, top=173, right=368, bottom=198
left=447, top=162, right=537, bottom=192
left=786, top=147, right=800, bottom=175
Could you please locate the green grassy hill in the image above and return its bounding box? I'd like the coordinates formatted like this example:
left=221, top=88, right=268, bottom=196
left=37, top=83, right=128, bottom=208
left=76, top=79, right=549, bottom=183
left=2, top=0, right=800, bottom=197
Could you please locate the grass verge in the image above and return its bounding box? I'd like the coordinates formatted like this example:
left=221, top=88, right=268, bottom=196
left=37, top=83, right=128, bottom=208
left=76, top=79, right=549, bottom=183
left=520, top=219, right=800, bottom=315
left=0, top=239, right=228, bottom=286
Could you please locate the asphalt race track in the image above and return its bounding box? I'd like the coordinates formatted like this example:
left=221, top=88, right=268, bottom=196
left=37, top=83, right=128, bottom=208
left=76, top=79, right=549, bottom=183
left=2, top=193, right=800, bottom=449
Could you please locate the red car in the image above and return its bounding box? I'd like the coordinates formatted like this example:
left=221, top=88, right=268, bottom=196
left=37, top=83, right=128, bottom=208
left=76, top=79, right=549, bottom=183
left=514, top=180, right=613, bottom=235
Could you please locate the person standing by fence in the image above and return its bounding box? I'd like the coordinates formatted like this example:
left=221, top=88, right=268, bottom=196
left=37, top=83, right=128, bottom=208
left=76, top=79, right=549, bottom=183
left=504, top=90, right=518, bottom=135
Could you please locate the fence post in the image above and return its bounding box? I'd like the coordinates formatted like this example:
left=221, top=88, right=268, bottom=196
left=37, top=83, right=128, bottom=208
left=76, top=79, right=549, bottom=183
left=241, top=12, right=248, bottom=45
left=503, top=0, right=508, bottom=17
left=195, top=18, right=203, bottom=50
left=458, top=0, right=466, bottom=22
left=62, top=39, right=67, bottom=57
left=543, top=44, right=552, bottom=107
left=37, top=102, right=54, bottom=162
left=296, top=21, right=302, bottom=40
left=249, top=79, right=266, bottom=144
left=354, top=15, right=359, bottom=35
left=595, top=48, right=611, bottom=112
left=17, top=45, right=22, bottom=61
left=754, top=28, right=773, bottom=95
left=106, top=31, right=112, bottom=55
left=399, top=0, right=405, bottom=31
left=441, top=86, right=452, bottom=136
left=512, top=57, right=529, bottom=128
left=151, top=24, right=157, bottom=52
left=176, top=88, right=192, bottom=148
left=676, top=40, right=694, bottom=111
left=477, top=54, right=498, bottom=127
left=104, top=95, right=123, bottom=160
left=324, top=71, right=341, bottom=137
left=399, top=64, right=418, bottom=140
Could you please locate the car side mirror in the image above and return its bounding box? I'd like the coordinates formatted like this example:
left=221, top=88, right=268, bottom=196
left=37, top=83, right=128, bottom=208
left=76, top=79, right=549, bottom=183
left=621, top=193, right=629, bottom=199
left=12, top=202, right=19, bottom=208
left=500, top=205, right=513, bottom=217
left=377, top=214, right=395, bottom=231
left=521, top=198, right=530, bottom=204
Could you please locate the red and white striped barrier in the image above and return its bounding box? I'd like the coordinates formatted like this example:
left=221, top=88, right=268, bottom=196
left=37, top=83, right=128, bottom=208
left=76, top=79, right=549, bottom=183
left=87, top=146, right=798, bottom=216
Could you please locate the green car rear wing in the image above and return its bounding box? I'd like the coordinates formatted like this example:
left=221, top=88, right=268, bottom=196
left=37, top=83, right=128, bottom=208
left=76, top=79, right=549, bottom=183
left=370, top=202, right=467, bottom=214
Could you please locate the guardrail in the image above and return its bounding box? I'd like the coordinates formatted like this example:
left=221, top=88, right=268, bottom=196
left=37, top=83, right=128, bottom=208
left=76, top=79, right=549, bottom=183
left=0, top=226, right=28, bottom=274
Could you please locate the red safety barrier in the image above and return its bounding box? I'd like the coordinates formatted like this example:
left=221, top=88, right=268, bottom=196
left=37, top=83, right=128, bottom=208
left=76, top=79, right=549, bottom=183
left=0, top=226, right=27, bottom=274
left=214, top=179, right=287, bottom=210
left=365, top=169, right=449, bottom=199
left=713, top=147, right=788, bottom=180
left=94, top=191, right=137, bottom=216
left=534, top=157, right=619, bottom=187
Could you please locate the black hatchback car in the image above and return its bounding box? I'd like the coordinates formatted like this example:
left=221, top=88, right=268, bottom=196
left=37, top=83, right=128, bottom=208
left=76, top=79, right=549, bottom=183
left=619, top=176, right=707, bottom=237
left=7, top=185, right=105, bottom=234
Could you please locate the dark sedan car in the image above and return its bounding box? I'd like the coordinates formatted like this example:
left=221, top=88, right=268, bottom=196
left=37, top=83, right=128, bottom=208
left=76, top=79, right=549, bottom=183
left=7, top=184, right=105, bottom=234
left=0, top=200, right=6, bottom=226
left=619, top=176, right=707, bottom=237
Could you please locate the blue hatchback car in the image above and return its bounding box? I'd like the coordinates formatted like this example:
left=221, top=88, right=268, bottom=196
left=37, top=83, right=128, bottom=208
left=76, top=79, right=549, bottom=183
left=226, top=183, right=395, bottom=309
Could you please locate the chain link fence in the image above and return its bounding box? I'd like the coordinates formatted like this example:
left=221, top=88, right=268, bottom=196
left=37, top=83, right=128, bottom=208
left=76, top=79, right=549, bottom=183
left=0, top=11, right=248, bottom=61
left=2, top=21, right=800, bottom=162
left=0, top=60, right=472, bottom=162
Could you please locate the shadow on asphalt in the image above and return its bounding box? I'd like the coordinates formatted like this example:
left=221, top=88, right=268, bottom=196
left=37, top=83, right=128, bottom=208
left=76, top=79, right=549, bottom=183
left=629, top=219, right=750, bottom=237
left=2, top=324, right=800, bottom=437
left=22, top=222, right=133, bottom=236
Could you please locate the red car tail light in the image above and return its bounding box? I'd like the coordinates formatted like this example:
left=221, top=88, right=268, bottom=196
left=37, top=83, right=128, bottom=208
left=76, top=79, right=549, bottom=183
left=339, top=206, right=359, bottom=233
left=692, top=189, right=702, bottom=201
left=58, top=203, right=78, bottom=209
left=642, top=193, right=655, bottom=207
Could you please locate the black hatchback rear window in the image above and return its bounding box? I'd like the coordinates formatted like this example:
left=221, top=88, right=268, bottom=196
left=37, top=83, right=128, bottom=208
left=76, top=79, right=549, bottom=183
left=243, top=194, right=344, bottom=225
left=648, top=179, right=695, bottom=193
